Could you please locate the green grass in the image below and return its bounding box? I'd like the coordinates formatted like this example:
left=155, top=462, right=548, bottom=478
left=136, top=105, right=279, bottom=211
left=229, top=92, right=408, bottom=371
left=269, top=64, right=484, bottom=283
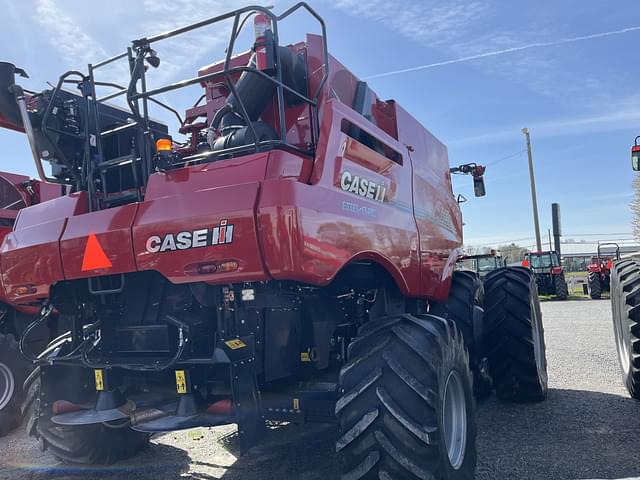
left=565, top=271, right=587, bottom=279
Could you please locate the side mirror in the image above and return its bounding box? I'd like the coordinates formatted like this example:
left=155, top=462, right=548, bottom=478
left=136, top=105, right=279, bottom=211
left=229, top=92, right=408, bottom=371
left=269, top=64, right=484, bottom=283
left=473, top=175, right=486, bottom=197
left=632, top=141, right=640, bottom=171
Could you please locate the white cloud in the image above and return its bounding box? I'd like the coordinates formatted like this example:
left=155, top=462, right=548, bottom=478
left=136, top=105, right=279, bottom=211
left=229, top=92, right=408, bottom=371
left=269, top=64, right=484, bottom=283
left=332, top=0, right=488, bottom=47
left=448, top=108, right=640, bottom=146
left=139, top=0, right=262, bottom=82
left=34, top=0, right=109, bottom=67
left=33, top=0, right=271, bottom=84
left=326, top=1, right=639, bottom=101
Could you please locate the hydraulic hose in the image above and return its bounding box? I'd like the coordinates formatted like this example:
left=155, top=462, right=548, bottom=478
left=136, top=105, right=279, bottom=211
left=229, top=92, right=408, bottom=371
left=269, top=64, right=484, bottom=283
left=80, top=315, right=190, bottom=372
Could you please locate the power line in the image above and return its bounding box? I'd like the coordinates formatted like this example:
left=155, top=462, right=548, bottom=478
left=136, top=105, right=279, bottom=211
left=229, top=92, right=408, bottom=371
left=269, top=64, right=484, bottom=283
left=485, top=150, right=526, bottom=167
left=563, top=232, right=634, bottom=237
left=468, top=232, right=635, bottom=248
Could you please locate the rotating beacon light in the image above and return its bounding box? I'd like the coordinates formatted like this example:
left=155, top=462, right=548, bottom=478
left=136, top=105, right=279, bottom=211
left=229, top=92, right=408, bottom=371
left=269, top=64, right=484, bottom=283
left=254, top=13, right=275, bottom=71
left=632, top=136, right=640, bottom=171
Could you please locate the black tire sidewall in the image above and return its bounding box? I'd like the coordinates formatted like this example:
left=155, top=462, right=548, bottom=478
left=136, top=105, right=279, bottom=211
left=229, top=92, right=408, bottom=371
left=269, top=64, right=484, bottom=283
left=434, top=329, right=477, bottom=479
left=0, top=333, right=30, bottom=436
left=529, top=283, right=549, bottom=392
left=611, top=262, right=637, bottom=393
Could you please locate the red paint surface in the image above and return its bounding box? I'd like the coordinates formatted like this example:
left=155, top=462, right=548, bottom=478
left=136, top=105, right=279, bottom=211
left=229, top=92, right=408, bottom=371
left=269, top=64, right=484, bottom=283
left=0, top=173, right=64, bottom=308
left=81, top=233, right=113, bottom=272
left=1, top=36, right=463, bottom=304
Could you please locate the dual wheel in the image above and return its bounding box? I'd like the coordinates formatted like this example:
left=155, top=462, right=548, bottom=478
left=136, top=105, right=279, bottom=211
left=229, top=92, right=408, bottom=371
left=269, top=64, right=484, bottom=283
left=336, top=267, right=548, bottom=479
left=23, top=267, right=547, bottom=474
left=611, top=259, right=640, bottom=397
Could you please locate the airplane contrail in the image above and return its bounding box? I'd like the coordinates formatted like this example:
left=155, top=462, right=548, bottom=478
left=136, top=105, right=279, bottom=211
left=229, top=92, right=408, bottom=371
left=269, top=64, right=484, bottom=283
left=363, top=26, right=640, bottom=80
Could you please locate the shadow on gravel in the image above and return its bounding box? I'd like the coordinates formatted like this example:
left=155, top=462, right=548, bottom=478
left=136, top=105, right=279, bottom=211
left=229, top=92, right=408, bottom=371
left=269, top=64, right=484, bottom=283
left=1, top=442, right=191, bottom=480
left=476, top=388, right=640, bottom=480
left=6, top=388, right=640, bottom=480
left=213, top=423, right=337, bottom=480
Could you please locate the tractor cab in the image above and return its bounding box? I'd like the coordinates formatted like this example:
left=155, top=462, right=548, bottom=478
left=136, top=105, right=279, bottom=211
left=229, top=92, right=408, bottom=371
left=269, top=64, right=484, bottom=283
left=525, top=251, right=561, bottom=274
left=459, top=250, right=506, bottom=278
left=523, top=251, right=568, bottom=299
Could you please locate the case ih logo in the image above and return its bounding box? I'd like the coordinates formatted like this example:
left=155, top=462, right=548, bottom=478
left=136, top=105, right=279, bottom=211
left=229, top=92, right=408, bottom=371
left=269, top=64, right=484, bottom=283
left=339, top=171, right=387, bottom=203
left=145, top=220, right=234, bottom=253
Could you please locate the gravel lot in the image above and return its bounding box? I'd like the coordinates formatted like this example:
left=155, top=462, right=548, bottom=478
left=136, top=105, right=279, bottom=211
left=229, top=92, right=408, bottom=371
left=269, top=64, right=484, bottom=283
left=2, top=299, right=639, bottom=480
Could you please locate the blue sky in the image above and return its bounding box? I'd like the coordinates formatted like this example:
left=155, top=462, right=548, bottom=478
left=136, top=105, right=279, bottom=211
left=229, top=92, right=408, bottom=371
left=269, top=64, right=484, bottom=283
left=0, top=0, right=639, bottom=248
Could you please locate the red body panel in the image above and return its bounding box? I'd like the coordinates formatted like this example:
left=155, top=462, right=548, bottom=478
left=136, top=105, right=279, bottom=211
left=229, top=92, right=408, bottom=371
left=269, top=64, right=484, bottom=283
left=0, top=36, right=464, bottom=305
left=61, top=203, right=138, bottom=279
left=135, top=180, right=267, bottom=284
left=0, top=172, right=61, bottom=312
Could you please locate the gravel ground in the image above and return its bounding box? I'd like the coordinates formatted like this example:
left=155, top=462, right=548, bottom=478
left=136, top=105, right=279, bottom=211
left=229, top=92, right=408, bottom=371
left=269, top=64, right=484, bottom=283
left=2, top=299, right=639, bottom=480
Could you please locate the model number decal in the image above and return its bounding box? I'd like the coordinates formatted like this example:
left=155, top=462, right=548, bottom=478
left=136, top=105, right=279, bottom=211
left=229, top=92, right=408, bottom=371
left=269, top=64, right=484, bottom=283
left=145, top=219, right=234, bottom=253
left=340, top=171, right=387, bottom=202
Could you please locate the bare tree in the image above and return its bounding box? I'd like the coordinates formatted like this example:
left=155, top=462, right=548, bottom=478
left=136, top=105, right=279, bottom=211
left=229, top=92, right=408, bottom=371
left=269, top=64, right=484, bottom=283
left=463, top=245, right=491, bottom=255
left=632, top=174, right=640, bottom=239
left=496, top=243, right=528, bottom=263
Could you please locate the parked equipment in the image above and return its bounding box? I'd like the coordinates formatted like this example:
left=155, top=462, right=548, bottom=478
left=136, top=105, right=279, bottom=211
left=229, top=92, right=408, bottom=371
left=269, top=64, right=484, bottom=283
left=0, top=171, right=60, bottom=436
left=587, top=243, right=620, bottom=299
left=0, top=5, right=547, bottom=477
left=523, top=251, right=569, bottom=300
left=612, top=142, right=640, bottom=396
left=459, top=251, right=507, bottom=278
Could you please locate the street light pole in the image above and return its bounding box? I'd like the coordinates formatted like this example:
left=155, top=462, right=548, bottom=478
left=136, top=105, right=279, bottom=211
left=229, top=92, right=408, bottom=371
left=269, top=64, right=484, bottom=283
left=522, top=127, right=542, bottom=252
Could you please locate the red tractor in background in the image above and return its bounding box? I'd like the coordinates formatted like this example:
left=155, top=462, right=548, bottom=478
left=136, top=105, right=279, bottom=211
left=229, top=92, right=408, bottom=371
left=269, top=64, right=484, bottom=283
left=587, top=243, right=620, bottom=299
left=0, top=5, right=548, bottom=478
left=523, top=250, right=569, bottom=300
left=0, top=171, right=60, bottom=436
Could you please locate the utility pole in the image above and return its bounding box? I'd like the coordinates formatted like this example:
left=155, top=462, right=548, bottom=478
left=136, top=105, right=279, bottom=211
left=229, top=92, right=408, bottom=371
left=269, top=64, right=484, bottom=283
left=522, top=128, right=542, bottom=252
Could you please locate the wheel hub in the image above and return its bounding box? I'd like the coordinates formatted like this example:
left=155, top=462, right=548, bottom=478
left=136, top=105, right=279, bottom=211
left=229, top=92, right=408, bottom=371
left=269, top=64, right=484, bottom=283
left=442, top=370, right=467, bottom=470
left=0, top=362, right=15, bottom=411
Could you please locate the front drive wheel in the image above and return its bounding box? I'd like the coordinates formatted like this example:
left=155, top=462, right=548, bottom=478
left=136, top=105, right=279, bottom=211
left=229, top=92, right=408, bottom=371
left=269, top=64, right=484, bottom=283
left=0, top=333, right=30, bottom=436
left=336, top=314, right=476, bottom=480
left=23, top=337, right=149, bottom=465
left=484, top=267, right=548, bottom=402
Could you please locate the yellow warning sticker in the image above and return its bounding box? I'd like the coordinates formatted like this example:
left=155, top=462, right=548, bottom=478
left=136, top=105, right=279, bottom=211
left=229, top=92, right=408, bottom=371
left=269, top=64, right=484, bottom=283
left=94, top=370, right=104, bottom=391
left=225, top=339, right=246, bottom=350
left=175, top=370, right=188, bottom=394
left=300, top=351, right=311, bottom=362
left=293, top=398, right=300, bottom=410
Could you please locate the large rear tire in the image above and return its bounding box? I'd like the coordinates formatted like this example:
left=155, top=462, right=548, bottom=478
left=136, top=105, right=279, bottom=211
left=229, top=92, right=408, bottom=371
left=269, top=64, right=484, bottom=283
left=484, top=267, right=548, bottom=402
left=430, top=271, right=492, bottom=399
left=336, top=314, right=476, bottom=480
left=611, top=259, right=640, bottom=398
left=588, top=272, right=602, bottom=299
left=0, top=333, right=30, bottom=436
left=23, top=339, right=149, bottom=464
left=554, top=273, right=568, bottom=300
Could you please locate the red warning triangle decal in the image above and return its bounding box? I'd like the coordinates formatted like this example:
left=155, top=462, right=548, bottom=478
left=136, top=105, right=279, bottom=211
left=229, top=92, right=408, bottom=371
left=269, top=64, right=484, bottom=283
left=81, top=232, right=113, bottom=271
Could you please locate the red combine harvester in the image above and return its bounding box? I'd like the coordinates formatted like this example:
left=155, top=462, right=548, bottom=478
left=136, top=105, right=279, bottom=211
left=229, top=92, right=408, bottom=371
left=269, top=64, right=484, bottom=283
left=0, top=171, right=60, bottom=436
left=588, top=243, right=620, bottom=299
left=0, top=5, right=547, bottom=477
left=523, top=250, right=568, bottom=300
